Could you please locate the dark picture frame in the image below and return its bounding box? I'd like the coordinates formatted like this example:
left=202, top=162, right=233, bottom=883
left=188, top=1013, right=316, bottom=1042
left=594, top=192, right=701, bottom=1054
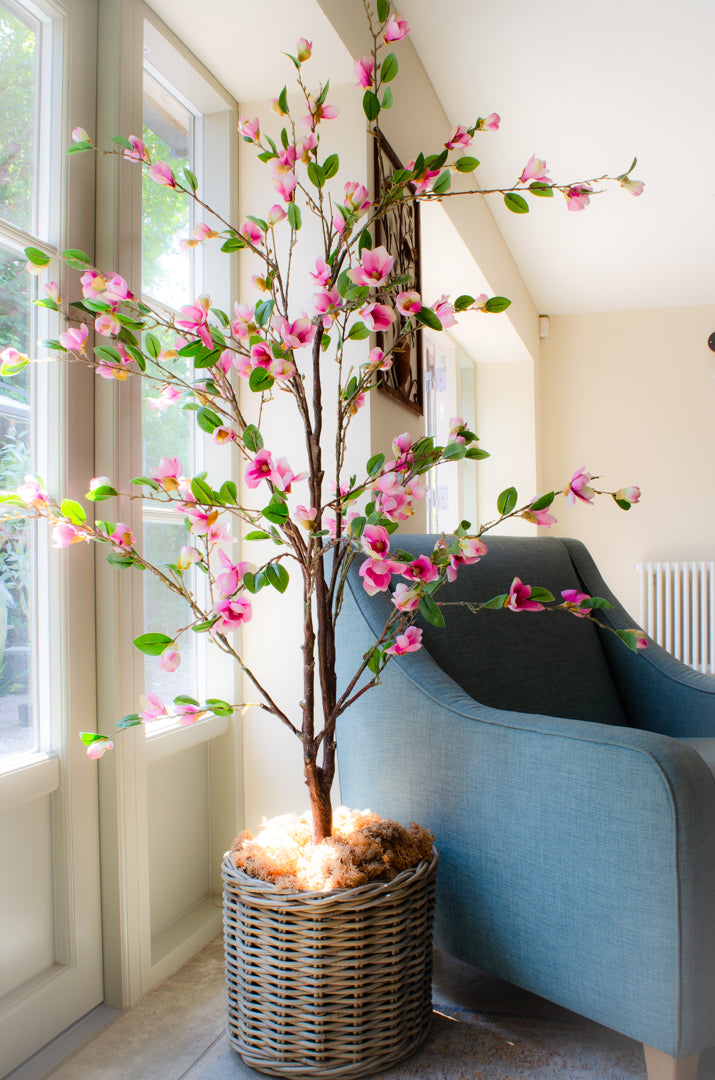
left=373, top=131, right=423, bottom=415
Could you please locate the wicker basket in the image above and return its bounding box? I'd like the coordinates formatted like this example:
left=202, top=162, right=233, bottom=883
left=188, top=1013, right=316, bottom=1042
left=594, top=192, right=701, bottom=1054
left=222, top=847, right=438, bottom=1079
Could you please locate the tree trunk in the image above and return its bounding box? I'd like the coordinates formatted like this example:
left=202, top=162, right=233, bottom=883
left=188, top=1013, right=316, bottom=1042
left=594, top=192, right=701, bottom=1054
left=305, top=758, right=333, bottom=842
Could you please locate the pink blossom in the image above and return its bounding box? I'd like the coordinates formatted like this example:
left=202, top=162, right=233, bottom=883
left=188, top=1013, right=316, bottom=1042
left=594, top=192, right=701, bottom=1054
left=110, top=522, right=134, bottom=552
left=52, top=520, right=88, bottom=548
left=309, top=258, right=331, bottom=286
left=249, top=342, right=273, bottom=371
left=88, top=475, right=112, bottom=493
left=240, top=221, right=264, bottom=247
left=296, top=134, right=318, bottom=163
left=16, top=475, right=48, bottom=507
left=386, top=626, right=423, bottom=656
left=140, top=693, right=166, bottom=722
left=359, top=557, right=400, bottom=596
left=519, top=154, right=550, bottom=184
left=44, top=281, right=61, bottom=304
left=270, top=355, right=296, bottom=381
left=80, top=269, right=107, bottom=298
left=333, top=212, right=346, bottom=236
left=391, top=432, right=414, bottom=458
left=176, top=295, right=213, bottom=349
left=564, top=184, right=592, bottom=212
left=214, top=596, right=253, bottom=632
left=181, top=505, right=218, bottom=536
left=95, top=312, right=120, bottom=336
left=477, top=113, right=501, bottom=131
left=245, top=449, right=274, bottom=489
left=354, top=55, right=375, bottom=88
left=620, top=177, right=645, bottom=197
left=506, top=577, right=545, bottom=612
left=104, top=273, right=133, bottom=303
left=150, top=457, right=184, bottom=492
left=268, top=204, right=287, bottom=225
left=313, top=287, right=343, bottom=328
left=360, top=524, right=392, bottom=560
left=232, top=303, right=257, bottom=340
left=383, top=15, right=409, bottom=41
left=175, top=703, right=202, bottom=726
left=238, top=117, right=260, bottom=143
left=448, top=417, right=468, bottom=445
left=72, top=126, right=90, bottom=143
left=348, top=245, right=395, bottom=288
left=148, top=161, right=176, bottom=187
left=207, top=521, right=233, bottom=545
left=0, top=347, right=27, bottom=370
left=396, top=290, right=421, bottom=316
left=367, top=346, right=392, bottom=371
left=296, top=37, right=312, bottom=62
left=565, top=467, right=595, bottom=507
left=252, top=273, right=270, bottom=293
left=87, top=738, right=113, bottom=759
left=616, top=485, right=641, bottom=504
left=632, top=629, right=648, bottom=650
left=195, top=222, right=219, bottom=242
left=274, top=316, right=316, bottom=350
left=459, top=537, right=488, bottom=562
left=445, top=125, right=472, bottom=151
left=391, top=583, right=421, bottom=612
left=522, top=506, right=557, bottom=527
left=295, top=505, right=318, bottom=530
left=431, top=295, right=457, bottom=328
left=177, top=545, right=201, bottom=570
left=407, top=160, right=441, bottom=194
left=273, top=171, right=298, bottom=203
left=271, top=457, right=306, bottom=493
left=213, top=426, right=238, bottom=446
left=215, top=550, right=249, bottom=597
left=147, top=383, right=183, bottom=411
left=124, top=135, right=150, bottom=163
left=360, top=302, right=395, bottom=332
left=343, top=182, right=371, bottom=215
left=159, top=648, right=181, bottom=672
left=561, top=589, right=591, bottom=618
left=402, top=554, right=439, bottom=584
left=305, top=97, right=339, bottom=127
left=59, top=323, right=88, bottom=353
left=372, top=473, right=413, bottom=522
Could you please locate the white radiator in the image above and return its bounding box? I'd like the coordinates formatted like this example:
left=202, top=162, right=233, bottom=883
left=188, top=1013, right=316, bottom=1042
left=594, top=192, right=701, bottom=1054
left=635, top=561, right=715, bottom=674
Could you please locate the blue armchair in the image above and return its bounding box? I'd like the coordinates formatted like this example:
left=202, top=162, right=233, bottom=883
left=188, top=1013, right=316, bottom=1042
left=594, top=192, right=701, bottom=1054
left=335, top=535, right=715, bottom=1080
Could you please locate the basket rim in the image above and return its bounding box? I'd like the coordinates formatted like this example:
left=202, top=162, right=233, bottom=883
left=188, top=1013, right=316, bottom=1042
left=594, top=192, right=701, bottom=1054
left=222, top=844, right=438, bottom=905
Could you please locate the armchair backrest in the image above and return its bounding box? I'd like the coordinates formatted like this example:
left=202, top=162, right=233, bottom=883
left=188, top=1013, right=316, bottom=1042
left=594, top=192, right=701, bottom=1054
left=350, top=535, right=629, bottom=727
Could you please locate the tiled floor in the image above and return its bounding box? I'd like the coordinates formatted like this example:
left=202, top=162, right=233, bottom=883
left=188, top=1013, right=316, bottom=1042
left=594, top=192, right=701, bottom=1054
left=17, top=937, right=713, bottom=1080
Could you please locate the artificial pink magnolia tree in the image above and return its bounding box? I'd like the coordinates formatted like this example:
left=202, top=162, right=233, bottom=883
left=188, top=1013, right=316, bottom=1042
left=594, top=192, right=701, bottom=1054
left=1, top=1, right=646, bottom=844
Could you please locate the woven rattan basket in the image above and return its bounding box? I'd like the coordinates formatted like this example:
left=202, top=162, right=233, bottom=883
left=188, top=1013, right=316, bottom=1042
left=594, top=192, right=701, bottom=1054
left=222, top=846, right=438, bottom=1079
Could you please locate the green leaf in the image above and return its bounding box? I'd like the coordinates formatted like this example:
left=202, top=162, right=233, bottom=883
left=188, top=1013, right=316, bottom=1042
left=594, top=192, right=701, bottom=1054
left=465, top=447, right=491, bottom=460
left=80, top=731, right=111, bottom=747
left=367, top=647, right=382, bottom=674
left=617, top=629, right=639, bottom=652
left=174, top=695, right=200, bottom=707
left=262, top=500, right=289, bottom=526
left=34, top=297, right=58, bottom=310
left=358, top=229, right=373, bottom=254
left=24, top=246, right=51, bottom=267
left=377, top=0, right=390, bottom=21
left=307, top=162, right=325, bottom=188
left=349, top=516, right=366, bottom=539
left=110, top=135, right=134, bottom=149
left=249, top=368, right=274, bottom=393
left=1, top=352, right=29, bottom=376
left=442, top=442, right=466, bottom=461
left=347, top=321, right=370, bottom=340
left=210, top=306, right=230, bottom=327
left=484, top=296, right=512, bottom=313
left=244, top=530, right=271, bottom=541
left=381, top=52, right=398, bottom=82
left=94, top=345, right=122, bottom=364
left=454, top=294, right=475, bottom=312
left=529, top=181, right=554, bottom=197
left=614, top=497, right=632, bottom=511
left=431, top=170, right=451, bottom=195
left=220, top=236, right=246, bottom=253
left=455, top=156, right=480, bottom=173
left=415, top=307, right=443, bottom=332
left=497, top=487, right=518, bottom=516
left=193, top=617, right=219, bottom=632
left=579, top=596, right=614, bottom=610
left=86, top=484, right=118, bottom=502
left=220, top=481, right=237, bottom=504
left=287, top=202, right=302, bottom=231
left=60, top=498, right=86, bottom=525
left=323, top=153, right=339, bottom=179
left=420, top=595, right=445, bottom=628
left=504, top=192, right=529, bottom=214
left=266, top=562, right=290, bottom=593
left=62, top=247, right=92, bottom=268
left=116, top=715, right=142, bottom=729
left=530, top=491, right=555, bottom=511
left=255, top=298, right=274, bottom=327
left=242, top=424, right=263, bottom=453
left=382, top=87, right=393, bottom=109
left=131, top=476, right=161, bottom=490
left=366, top=453, right=385, bottom=476
left=362, top=90, right=381, bottom=121
left=278, top=86, right=288, bottom=114
left=133, top=632, right=174, bottom=656
left=183, top=167, right=198, bottom=192
left=242, top=571, right=265, bottom=594
left=67, top=141, right=93, bottom=154
left=529, top=587, right=555, bottom=603
left=484, top=594, right=508, bottom=610
left=196, top=407, right=222, bottom=433
left=191, top=477, right=215, bottom=503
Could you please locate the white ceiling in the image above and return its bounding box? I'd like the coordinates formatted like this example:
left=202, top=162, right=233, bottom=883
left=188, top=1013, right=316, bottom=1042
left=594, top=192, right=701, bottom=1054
left=146, top=0, right=715, bottom=318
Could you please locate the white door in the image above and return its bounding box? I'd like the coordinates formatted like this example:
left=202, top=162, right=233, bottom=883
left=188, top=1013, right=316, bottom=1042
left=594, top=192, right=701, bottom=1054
left=0, top=0, right=103, bottom=1072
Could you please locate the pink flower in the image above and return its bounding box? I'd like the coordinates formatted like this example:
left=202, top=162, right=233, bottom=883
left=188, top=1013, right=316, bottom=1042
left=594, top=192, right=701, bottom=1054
left=367, top=346, right=392, bottom=370
left=215, top=550, right=249, bottom=597
left=392, top=583, right=421, bottom=612
left=140, top=693, right=166, bottom=722
left=147, top=383, right=183, bottom=411
left=150, top=457, right=184, bottom=492
left=564, top=184, right=592, bottom=212
left=245, top=449, right=274, bottom=489
left=305, top=98, right=339, bottom=127
left=52, top=520, right=88, bottom=548
left=232, top=303, right=257, bottom=340
left=95, top=312, right=120, bottom=336
left=104, top=273, right=133, bottom=303
left=148, top=161, right=176, bottom=187
left=522, top=506, right=557, bottom=527
left=177, top=545, right=201, bottom=570
left=383, top=15, right=409, bottom=41
left=88, top=475, right=112, bottom=493
left=359, top=557, right=400, bottom=595
left=354, top=55, right=374, bottom=88
left=343, top=182, right=371, bottom=215
left=240, top=221, right=263, bottom=246
left=372, top=473, right=413, bottom=522
left=313, top=287, right=343, bottom=328
left=348, top=245, right=395, bottom=288
left=506, top=577, right=545, bottom=612
left=565, top=467, right=595, bottom=507
left=396, top=290, right=421, bottom=316
left=386, top=626, right=423, bottom=656
left=270, top=355, right=296, bottom=381
left=402, top=554, right=439, bottom=584
left=16, top=475, right=48, bottom=507
left=80, top=268, right=107, bottom=298
left=59, top=323, right=88, bottom=353
left=124, top=135, right=150, bottom=163
left=477, top=113, right=501, bottom=131
left=159, top=648, right=181, bottom=672
left=295, top=505, right=318, bottom=530
left=0, top=347, right=28, bottom=370
left=620, top=177, right=645, bottom=197
left=274, top=316, right=316, bottom=350
left=459, top=537, right=488, bottom=561
left=87, top=737, right=113, bottom=759
left=296, top=37, right=312, bottom=62
left=238, top=117, right=260, bottom=143
left=72, top=126, right=90, bottom=143
left=519, top=154, right=550, bottom=184
left=273, top=171, right=298, bottom=203
left=445, top=125, right=472, bottom=151
left=110, top=522, right=134, bottom=552
left=271, top=457, right=306, bottom=493
left=249, top=342, right=274, bottom=370
left=268, top=204, right=287, bottom=225
left=175, top=703, right=202, bottom=726
left=361, top=524, right=392, bottom=560
left=632, top=629, right=648, bottom=650
left=176, top=295, right=213, bottom=349
left=309, top=258, right=331, bottom=286
left=616, top=485, right=641, bottom=504
left=44, top=281, right=61, bottom=304
left=448, top=417, right=468, bottom=445
left=360, top=302, right=395, bottom=332
left=214, top=596, right=253, bottom=632
left=391, top=432, right=414, bottom=458
left=431, top=295, right=456, bottom=329
left=213, top=426, right=238, bottom=445
left=407, top=160, right=441, bottom=194
left=561, top=589, right=591, bottom=618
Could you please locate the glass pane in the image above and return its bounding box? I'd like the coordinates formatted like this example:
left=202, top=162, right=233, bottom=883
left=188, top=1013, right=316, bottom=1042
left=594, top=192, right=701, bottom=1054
left=142, top=68, right=193, bottom=308
left=142, top=349, right=194, bottom=477
left=0, top=1, right=40, bottom=233
left=143, top=519, right=197, bottom=708
left=0, top=243, right=35, bottom=757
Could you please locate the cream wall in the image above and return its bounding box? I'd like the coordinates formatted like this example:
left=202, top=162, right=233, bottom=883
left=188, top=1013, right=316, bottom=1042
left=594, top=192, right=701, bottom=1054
left=538, top=306, right=715, bottom=620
